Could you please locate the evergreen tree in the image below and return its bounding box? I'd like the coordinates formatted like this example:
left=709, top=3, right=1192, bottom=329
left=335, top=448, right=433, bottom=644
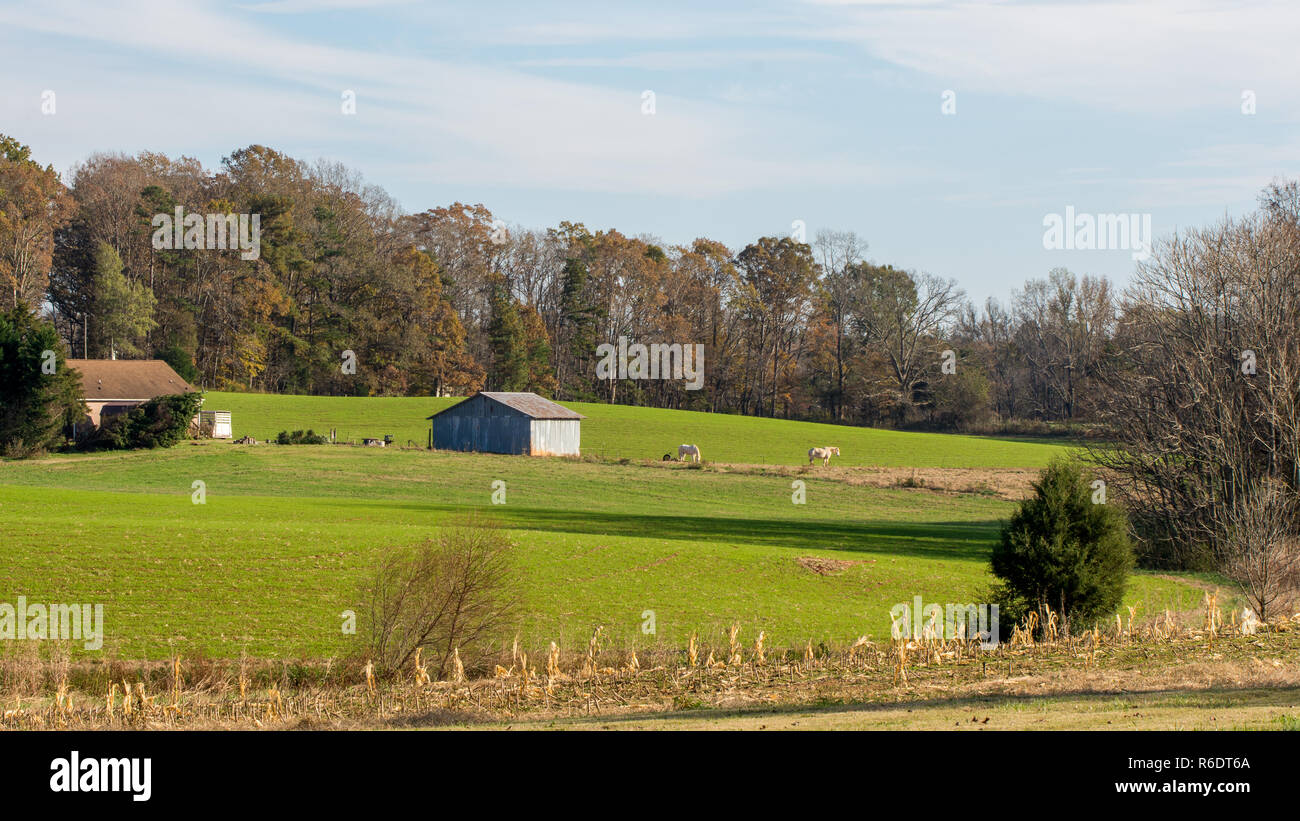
left=485, top=279, right=527, bottom=391
left=0, top=307, right=84, bottom=457
left=991, top=459, right=1134, bottom=632
left=92, top=242, right=156, bottom=358
left=519, top=303, right=557, bottom=396
left=557, top=257, right=600, bottom=398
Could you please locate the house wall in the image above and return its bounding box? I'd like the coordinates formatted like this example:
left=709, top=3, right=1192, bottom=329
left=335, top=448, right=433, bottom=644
left=529, top=419, right=580, bottom=456
left=83, top=400, right=142, bottom=428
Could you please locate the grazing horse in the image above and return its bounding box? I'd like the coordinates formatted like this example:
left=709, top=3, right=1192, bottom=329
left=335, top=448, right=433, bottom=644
left=808, top=446, right=840, bottom=466
left=678, top=444, right=701, bottom=463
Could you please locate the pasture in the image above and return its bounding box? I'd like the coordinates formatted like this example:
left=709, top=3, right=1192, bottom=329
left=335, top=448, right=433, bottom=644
left=203, top=391, right=1077, bottom=467
left=0, top=393, right=1203, bottom=660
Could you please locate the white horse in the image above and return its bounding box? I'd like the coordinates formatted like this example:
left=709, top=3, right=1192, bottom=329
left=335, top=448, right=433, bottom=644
left=808, top=446, right=840, bottom=466
left=678, top=444, right=701, bottom=463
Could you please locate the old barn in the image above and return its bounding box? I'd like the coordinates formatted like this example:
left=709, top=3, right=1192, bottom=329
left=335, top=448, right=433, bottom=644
left=427, top=392, right=583, bottom=456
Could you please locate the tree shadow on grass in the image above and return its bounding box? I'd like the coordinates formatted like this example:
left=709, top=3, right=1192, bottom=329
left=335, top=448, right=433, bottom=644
left=405, top=502, right=1002, bottom=562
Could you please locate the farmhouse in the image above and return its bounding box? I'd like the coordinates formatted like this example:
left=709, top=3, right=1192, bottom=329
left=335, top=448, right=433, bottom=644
left=427, top=391, right=583, bottom=456
left=67, top=359, right=197, bottom=431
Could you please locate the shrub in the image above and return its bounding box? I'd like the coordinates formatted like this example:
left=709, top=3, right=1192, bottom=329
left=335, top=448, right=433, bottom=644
left=360, top=515, right=517, bottom=678
left=127, top=392, right=204, bottom=448
left=81, top=392, right=203, bottom=451
left=276, top=429, right=328, bottom=445
left=990, top=459, right=1133, bottom=632
left=1213, top=479, right=1300, bottom=622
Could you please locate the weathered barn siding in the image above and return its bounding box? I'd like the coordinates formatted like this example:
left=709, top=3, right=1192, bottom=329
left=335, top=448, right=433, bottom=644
left=431, top=394, right=531, bottom=453
left=429, top=392, right=582, bottom=456
left=530, top=418, right=580, bottom=456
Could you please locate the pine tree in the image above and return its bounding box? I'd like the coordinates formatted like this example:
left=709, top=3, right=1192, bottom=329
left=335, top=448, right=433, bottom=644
left=557, top=257, right=600, bottom=398
left=485, top=279, right=527, bottom=391
left=92, top=242, right=156, bottom=358
left=991, top=459, right=1134, bottom=631
left=0, top=307, right=84, bottom=456
left=519, top=304, right=557, bottom=396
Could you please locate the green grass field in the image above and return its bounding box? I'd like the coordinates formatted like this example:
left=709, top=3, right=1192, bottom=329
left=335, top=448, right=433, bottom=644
left=0, top=393, right=1202, bottom=659
left=204, top=391, right=1076, bottom=467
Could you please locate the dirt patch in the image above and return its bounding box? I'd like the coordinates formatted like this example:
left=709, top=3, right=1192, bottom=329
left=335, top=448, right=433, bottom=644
left=693, top=463, right=1036, bottom=500
left=797, top=556, right=865, bottom=576
left=631, top=458, right=1038, bottom=499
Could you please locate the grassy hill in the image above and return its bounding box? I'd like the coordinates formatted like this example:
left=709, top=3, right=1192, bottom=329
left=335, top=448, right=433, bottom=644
left=205, top=391, right=1076, bottom=467
left=0, top=395, right=1199, bottom=660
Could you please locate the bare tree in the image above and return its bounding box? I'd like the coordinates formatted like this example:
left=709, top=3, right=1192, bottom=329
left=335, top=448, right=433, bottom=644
left=853, top=266, right=964, bottom=422
left=1090, top=188, right=1300, bottom=568
left=814, top=230, right=867, bottom=420
left=1214, top=480, right=1300, bottom=621
left=362, top=515, right=518, bottom=678
left=1014, top=268, right=1115, bottom=420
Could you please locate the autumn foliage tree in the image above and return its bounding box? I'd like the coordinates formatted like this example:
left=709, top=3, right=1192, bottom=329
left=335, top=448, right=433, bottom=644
left=0, top=135, right=73, bottom=311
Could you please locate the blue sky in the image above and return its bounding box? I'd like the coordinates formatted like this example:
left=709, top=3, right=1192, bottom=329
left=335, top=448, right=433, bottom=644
left=1, top=0, right=1297, bottom=305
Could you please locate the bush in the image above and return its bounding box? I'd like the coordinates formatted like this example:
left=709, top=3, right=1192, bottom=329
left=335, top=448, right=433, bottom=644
left=276, top=429, right=328, bottom=445
left=360, top=515, right=517, bottom=678
left=0, top=307, right=84, bottom=457
left=990, top=459, right=1133, bottom=633
left=1213, top=479, right=1300, bottom=622
left=81, top=392, right=203, bottom=451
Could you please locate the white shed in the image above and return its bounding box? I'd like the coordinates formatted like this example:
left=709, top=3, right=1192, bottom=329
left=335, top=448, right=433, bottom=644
left=199, top=410, right=233, bottom=439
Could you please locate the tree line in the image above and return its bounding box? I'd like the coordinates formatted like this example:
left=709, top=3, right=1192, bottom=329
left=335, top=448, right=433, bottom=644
left=2, top=135, right=1127, bottom=432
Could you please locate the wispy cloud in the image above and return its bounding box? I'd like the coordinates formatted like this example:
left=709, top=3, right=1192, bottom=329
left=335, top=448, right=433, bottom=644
left=0, top=0, right=885, bottom=196
left=803, top=0, right=1300, bottom=113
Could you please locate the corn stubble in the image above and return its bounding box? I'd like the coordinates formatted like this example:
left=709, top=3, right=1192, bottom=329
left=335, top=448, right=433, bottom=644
left=0, top=603, right=1293, bottom=730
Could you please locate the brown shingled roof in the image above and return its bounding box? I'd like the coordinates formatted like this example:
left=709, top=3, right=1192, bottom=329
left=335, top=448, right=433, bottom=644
left=427, top=392, right=584, bottom=420
left=67, top=360, right=196, bottom=401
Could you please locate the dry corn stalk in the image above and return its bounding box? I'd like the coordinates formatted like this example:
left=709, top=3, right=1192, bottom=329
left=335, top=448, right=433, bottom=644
left=923, top=611, right=940, bottom=644
left=413, top=648, right=431, bottom=686
left=582, top=626, right=603, bottom=677
left=547, top=642, right=561, bottom=679
left=172, top=657, right=182, bottom=707
left=893, top=637, right=907, bottom=685
left=848, top=635, right=868, bottom=662
left=451, top=647, right=466, bottom=683
left=727, top=623, right=742, bottom=666
left=687, top=633, right=698, bottom=667
left=753, top=631, right=766, bottom=665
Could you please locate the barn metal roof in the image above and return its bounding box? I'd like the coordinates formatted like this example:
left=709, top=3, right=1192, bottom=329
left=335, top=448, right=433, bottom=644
left=67, top=359, right=196, bottom=401
left=427, top=392, right=585, bottom=420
